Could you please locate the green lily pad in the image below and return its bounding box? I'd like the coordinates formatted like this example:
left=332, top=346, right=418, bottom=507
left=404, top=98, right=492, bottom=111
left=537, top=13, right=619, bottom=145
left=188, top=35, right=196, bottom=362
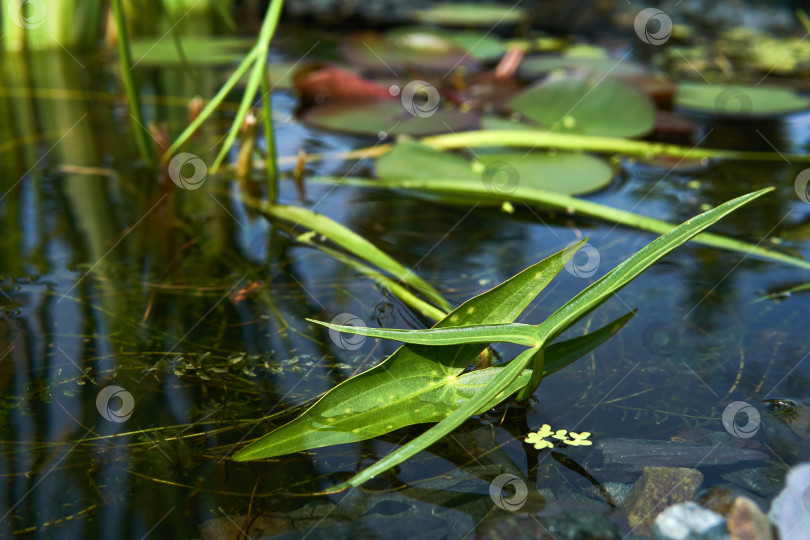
left=375, top=140, right=614, bottom=199
left=341, top=30, right=474, bottom=73
left=481, top=116, right=541, bottom=131
left=410, top=3, right=527, bottom=26
left=508, top=76, right=656, bottom=138
left=675, top=83, right=810, bottom=118
left=129, top=37, right=254, bottom=66
left=302, top=100, right=479, bottom=137
left=390, top=26, right=506, bottom=61
left=519, top=56, right=645, bottom=78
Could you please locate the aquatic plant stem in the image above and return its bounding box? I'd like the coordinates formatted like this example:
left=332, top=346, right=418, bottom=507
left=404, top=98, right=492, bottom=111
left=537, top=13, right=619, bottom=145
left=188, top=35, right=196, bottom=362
left=314, top=176, right=810, bottom=272
left=276, top=129, right=810, bottom=166
left=260, top=73, right=278, bottom=202
left=110, top=0, right=157, bottom=167
left=210, top=0, right=284, bottom=173
left=162, top=47, right=260, bottom=162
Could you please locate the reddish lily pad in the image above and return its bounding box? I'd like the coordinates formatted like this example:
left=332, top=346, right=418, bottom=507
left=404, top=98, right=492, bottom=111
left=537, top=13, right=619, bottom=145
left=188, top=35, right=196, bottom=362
left=302, top=100, right=478, bottom=137
left=508, top=76, right=656, bottom=138
left=293, top=65, right=392, bottom=102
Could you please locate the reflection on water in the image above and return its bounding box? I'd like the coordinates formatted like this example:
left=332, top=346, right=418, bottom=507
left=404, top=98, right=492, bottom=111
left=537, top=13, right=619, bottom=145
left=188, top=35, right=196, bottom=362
left=2, top=29, right=810, bottom=540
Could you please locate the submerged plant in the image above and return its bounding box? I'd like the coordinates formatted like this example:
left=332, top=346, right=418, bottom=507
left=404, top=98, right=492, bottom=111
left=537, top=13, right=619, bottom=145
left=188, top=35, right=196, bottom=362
left=234, top=188, right=773, bottom=491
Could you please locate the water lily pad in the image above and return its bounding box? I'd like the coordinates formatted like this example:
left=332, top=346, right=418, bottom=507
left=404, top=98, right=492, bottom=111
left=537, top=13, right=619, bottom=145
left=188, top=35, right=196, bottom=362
left=303, top=100, right=478, bottom=137
left=481, top=116, right=540, bottom=130
left=391, top=27, right=506, bottom=61
left=508, top=77, right=656, bottom=138
left=675, top=83, right=810, bottom=118
left=519, top=56, right=645, bottom=78
left=375, top=140, right=614, bottom=198
left=130, top=37, right=254, bottom=66
left=410, top=3, right=527, bottom=27
left=341, top=30, right=474, bottom=73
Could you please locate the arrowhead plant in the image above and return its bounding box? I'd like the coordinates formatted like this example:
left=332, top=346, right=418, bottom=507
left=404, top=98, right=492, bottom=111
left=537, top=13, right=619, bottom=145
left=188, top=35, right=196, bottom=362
left=234, top=188, right=774, bottom=492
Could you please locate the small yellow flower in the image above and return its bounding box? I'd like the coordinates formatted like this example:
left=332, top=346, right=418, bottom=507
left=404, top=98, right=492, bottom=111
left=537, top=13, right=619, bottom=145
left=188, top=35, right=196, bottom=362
left=524, top=431, right=553, bottom=450
left=536, top=424, right=553, bottom=438
left=552, top=429, right=569, bottom=440
left=565, top=432, right=592, bottom=446
left=526, top=426, right=593, bottom=450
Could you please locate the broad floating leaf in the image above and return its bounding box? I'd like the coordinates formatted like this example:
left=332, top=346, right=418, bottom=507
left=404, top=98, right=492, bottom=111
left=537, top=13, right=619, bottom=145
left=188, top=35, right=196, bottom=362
left=302, top=100, right=478, bottom=137
left=390, top=27, right=506, bottom=62
left=375, top=140, right=614, bottom=197
left=519, top=56, right=645, bottom=78
left=508, top=76, right=656, bottom=138
left=410, top=3, right=527, bottom=26
left=675, top=83, right=810, bottom=118
left=341, top=30, right=474, bottom=73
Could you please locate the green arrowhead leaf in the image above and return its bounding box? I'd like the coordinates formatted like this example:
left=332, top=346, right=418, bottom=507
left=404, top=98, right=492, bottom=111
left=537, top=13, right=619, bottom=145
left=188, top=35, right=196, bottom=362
left=340, top=188, right=772, bottom=488
left=314, top=309, right=635, bottom=399
left=307, top=320, right=542, bottom=347
left=233, top=242, right=583, bottom=461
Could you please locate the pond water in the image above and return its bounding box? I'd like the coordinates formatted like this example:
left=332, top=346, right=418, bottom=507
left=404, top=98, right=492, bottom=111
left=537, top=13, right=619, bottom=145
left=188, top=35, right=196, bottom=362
left=2, top=15, right=810, bottom=540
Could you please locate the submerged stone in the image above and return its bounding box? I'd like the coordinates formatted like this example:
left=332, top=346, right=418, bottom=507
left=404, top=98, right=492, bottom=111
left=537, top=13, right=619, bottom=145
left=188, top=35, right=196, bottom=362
left=623, top=467, right=704, bottom=536
left=476, top=501, right=622, bottom=540
left=721, top=464, right=788, bottom=498
left=583, top=439, right=768, bottom=482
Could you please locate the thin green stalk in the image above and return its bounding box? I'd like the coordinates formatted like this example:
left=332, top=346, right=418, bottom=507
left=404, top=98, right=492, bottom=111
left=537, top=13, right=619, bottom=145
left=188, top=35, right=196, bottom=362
left=308, top=243, right=447, bottom=322
left=111, top=0, right=157, bottom=166
left=162, top=47, right=260, bottom=162
left=316, top=176, right=810, bottom=272
left=798, top=9, right=810, bottom=33
left=421, top=130, right=810, bottom=162
left=260, top=73, right=278, bottom=202
left=210, top=0, right=284, bottom=172
left=273, top=128, right=810, bottom=169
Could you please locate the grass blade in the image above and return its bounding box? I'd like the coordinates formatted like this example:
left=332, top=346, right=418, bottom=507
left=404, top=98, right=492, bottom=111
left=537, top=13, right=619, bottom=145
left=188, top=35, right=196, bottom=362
left=250, top=201, right=452, bottom=312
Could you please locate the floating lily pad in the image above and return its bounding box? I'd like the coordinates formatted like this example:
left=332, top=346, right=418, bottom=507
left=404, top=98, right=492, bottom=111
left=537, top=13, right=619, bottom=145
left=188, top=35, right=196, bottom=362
left=480, top=116, right=540, bottom=130
left=303, top=100, right=478, bottom=137
left=375, top=140, right=614, bottom=198
left=508, top=77, right=656, bottom=138
left=410, top=3, right=527, bottom=26
left=390, top=27, right=507, bottom=61
left=519, top=56, right=645, bottom=78
left=675, top=83, right=810, bottom=118
left=130, top=37, right=254, bottom=66
left=341, top=30, right=474, bottom=73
